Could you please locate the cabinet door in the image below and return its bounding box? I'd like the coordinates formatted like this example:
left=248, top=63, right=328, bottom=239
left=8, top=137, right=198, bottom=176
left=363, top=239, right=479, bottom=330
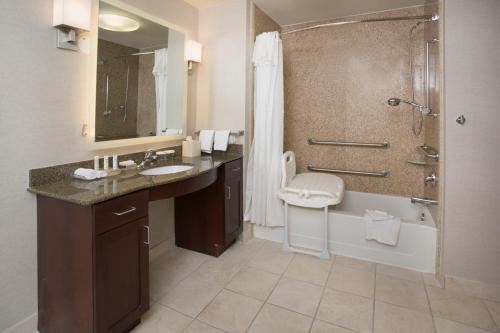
left=225, top=174, right=243, bottom=246
left=96, top=218, right=149, bottom=333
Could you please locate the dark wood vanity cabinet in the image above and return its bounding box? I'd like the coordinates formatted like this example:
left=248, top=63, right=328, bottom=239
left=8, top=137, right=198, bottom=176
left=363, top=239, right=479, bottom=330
left=36, top=158, right=242, bottom=332
left=175, top=158, right=243, bottom=256
left=37, top=190, right=150, bottom=333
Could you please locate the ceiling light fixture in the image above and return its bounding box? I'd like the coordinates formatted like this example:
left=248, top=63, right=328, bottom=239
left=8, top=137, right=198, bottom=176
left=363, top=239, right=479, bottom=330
left=99, top=13, right=140, bottom=32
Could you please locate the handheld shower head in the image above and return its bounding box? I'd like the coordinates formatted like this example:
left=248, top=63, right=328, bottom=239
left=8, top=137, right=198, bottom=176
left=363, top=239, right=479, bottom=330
left=387, top=97, right=430, bottom=114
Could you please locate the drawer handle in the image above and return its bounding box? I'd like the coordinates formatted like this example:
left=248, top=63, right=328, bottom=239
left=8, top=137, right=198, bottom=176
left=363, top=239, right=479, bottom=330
left=112, top=206, right=137, bottom=216
left=144, top=225, right=150, bottom=245
left=226, top=185, right=231, bottom=200
left=232, top=167, right=241, bottom=172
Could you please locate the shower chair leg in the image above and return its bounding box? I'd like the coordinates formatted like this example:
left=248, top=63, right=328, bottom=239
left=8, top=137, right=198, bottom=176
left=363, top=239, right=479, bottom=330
left=282, top=202, right=331, bottom=260
left=282, top=202, right=293, bottom=253
left=319, top=206, right=330, bottom=260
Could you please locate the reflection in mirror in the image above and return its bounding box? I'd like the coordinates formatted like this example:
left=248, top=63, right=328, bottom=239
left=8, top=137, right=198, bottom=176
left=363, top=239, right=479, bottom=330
left=95, top=1, right=186, bottom=142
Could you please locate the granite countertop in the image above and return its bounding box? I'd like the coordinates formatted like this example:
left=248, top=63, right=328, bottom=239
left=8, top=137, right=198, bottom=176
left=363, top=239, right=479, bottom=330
left=28, top=152, right=242, bottom=206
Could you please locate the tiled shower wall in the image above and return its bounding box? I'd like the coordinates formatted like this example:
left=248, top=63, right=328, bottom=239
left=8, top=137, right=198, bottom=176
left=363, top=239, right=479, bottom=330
left=282, top=7, right=430, bottom=197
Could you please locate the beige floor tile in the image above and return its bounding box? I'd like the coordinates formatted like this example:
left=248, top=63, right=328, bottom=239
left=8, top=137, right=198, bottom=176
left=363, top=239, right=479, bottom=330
left=434, top=317, right=492, bottom=333
left=226, top=266, right=280, bottom=301
left=373, top=301, right=434, bottom=333
left=284, top=254, right=333, bottom=286
left=376, top=264, right=423, bottom=284
left=317, top=289, right=373, bottom=333
left=427, top=286, right=497, bottom=331
left=423, top=272, right=443, bottom=288
left=219, top=238, right=265, bottom=263
left=327, top=265, right=375, bottom=298
left=375, top=274, right=429, bottom=313
left=131, top=304, right=192, bottom=333
left=158, top=276, right=221, bottom=317
left=190, top=257, right=243, bottom=287
left=310, top=320, right=356, bottom=333
left=248, top=241, right=294, bottom=274
left=334, top=256, right=376, bottom=273
left=248, top=304, right=313, bottom=333
left=184, top=320, right=225, bottom=333
left=445, top=276, right=500, bottom=302
left=268, top=277, right=323, bottom=316
left=485, top=301, right=500, bottom=330
left=149, top=248, right=209, bottom=301
left=198, top=290, right=262, bottom=333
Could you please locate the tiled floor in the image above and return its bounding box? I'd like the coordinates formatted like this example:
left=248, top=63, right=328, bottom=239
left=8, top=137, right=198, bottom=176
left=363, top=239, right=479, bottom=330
left=134, top=238, right=500, bottom=333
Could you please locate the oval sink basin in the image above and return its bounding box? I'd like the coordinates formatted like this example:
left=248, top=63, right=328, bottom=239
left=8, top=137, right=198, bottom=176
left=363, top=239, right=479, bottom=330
left=139, top=165, right=193, bottom=176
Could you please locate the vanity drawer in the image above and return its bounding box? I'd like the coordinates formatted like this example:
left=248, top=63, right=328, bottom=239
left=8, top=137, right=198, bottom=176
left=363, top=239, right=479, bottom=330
left=94, top=190, right=149, bottom=235
left=224, top=159, right=242, bottom=179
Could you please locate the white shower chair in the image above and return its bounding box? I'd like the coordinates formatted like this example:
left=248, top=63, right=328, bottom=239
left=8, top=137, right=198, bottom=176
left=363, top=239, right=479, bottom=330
left=278, top=151, right=345, bottom=259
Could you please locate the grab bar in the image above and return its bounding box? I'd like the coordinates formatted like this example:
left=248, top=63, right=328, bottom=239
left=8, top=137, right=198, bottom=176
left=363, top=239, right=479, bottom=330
left=308, top=138, right=389, bottom=148
left=307, top=165, right=389, bottom=178
left=407, top=160, right=437, bottom=167
left=410, top=197, right=438, bottom=205
left=419, top=144, right=439, bottom=161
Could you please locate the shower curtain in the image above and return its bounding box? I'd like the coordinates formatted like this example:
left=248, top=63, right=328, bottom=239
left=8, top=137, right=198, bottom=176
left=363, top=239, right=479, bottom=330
left=245, top=32, right=284, bottom=227
left=153, top=48, right=168, bottom=135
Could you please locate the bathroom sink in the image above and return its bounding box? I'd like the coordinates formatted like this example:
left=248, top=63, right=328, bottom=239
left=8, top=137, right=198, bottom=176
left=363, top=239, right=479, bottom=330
left=139, top=165, right=193, bottom=176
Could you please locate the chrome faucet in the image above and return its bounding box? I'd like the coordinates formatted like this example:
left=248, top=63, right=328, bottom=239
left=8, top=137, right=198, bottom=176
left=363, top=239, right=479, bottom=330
left=410, top=197, right=438, bottom=205
left=138, top=149, right=157, bottom=169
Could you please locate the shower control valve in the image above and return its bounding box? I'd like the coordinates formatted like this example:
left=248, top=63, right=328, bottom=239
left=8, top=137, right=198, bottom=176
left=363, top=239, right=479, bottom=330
left=424, top=172, right=438, bottom=187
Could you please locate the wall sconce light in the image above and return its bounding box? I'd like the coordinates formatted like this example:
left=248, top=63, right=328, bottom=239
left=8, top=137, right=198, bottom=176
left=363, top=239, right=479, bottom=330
left=53, top=0, right=91, bottom=51
left=185, top=40, right=202, bottom=73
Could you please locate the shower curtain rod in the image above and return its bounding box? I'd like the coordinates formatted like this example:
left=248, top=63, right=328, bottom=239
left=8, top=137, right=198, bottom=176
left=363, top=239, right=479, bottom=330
left=114, top=51, right=156, bottom=59
left=281, top=13, right=439, bottom=35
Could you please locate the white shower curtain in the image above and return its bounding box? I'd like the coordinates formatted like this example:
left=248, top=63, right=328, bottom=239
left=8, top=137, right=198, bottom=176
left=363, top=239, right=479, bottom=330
left=245, top=32, right=284, bottom=227
left=153, top=48, right=168, bottom=135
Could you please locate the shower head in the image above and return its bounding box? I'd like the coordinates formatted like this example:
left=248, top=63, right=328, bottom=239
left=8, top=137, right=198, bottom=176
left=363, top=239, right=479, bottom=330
left=387, top=98, right=430, bottom=114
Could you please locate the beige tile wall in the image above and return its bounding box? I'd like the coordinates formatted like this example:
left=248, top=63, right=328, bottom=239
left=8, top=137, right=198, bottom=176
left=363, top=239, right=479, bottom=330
left=282, top=7, right=430, bottom=197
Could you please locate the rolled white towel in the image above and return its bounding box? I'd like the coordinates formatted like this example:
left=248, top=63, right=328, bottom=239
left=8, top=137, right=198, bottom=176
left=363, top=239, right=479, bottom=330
left=74, top=168, right=107, bottom=180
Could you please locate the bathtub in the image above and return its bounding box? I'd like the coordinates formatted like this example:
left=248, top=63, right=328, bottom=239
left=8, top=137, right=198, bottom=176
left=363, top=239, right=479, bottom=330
left=254, top=191, right=437, bottom=273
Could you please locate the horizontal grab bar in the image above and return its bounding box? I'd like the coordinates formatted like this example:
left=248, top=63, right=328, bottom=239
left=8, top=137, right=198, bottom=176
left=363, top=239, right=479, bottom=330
left=307, top=165, right=390, bottom=178
left=410, top=197, right=438, bottom=205
left=308, top=138, right=389, bottom=148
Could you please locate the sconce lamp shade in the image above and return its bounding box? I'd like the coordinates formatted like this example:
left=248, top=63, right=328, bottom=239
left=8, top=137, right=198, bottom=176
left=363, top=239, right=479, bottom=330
left=53, top=0, right=92, bottom=31
left=185, top=40, right=202, bottom=63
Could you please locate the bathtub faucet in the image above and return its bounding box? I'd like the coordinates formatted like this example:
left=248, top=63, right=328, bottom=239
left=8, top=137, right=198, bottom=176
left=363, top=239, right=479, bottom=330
left=410, top=197, right=438, bottom=205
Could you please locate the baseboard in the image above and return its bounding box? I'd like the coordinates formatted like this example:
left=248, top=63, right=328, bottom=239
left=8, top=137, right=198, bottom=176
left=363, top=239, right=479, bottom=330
left=2, top=312, right=38, bottom=333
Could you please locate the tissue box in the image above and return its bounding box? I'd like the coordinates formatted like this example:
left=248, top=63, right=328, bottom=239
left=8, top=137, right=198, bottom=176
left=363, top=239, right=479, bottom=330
left=182, top=140, right=201, bottom=157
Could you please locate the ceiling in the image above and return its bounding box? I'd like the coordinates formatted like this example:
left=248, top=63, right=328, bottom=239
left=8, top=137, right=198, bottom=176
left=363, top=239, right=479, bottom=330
left=98, top=2, right=171, bottom=50
left=183, top=0, right=229, bottom=9
left=251, top=0, right=426, bottom=26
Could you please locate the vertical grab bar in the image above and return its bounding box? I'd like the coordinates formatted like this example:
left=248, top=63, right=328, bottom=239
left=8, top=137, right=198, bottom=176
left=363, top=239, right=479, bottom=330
left=425, top=38, right=439, bottom=115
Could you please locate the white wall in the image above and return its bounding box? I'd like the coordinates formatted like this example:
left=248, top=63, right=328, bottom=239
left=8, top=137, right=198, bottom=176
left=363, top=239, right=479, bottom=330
left=0, top=0, right=198, bottom=331
left=196, top=0, right=248, bottom=134
left=443, top=0, right=500, bottom=285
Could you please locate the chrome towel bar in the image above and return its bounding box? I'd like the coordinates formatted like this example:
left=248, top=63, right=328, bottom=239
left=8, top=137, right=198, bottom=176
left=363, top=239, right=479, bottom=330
left=307, top=165, right=390, bottom=178
left=195, top=130, right=244, bottom=136
left=308, top=138, right=389, bottom=148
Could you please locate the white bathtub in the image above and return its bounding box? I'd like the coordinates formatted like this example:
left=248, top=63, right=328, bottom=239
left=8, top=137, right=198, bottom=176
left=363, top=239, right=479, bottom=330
left=254, top=191, right=437, bottom=273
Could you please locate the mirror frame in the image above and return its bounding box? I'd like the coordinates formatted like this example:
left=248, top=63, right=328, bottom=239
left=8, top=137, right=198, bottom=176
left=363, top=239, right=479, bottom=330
left=87, top=0, right=189, bottom=150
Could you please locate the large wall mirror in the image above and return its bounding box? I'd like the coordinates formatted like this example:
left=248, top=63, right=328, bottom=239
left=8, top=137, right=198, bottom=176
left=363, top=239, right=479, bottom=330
left=94, top=1, right=186, bottom=142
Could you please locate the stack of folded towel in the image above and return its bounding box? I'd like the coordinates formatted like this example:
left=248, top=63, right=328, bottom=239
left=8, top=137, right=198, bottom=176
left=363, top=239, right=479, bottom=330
left=199, top=130, right=231, bottom=153
left=364, top=209, right=401, bottom=246
left=73, top=168, right=107, bottom=180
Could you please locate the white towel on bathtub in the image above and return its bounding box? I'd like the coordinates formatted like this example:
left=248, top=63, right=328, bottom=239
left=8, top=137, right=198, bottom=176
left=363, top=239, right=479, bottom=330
left=364, top=209, right=401, bottom=246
